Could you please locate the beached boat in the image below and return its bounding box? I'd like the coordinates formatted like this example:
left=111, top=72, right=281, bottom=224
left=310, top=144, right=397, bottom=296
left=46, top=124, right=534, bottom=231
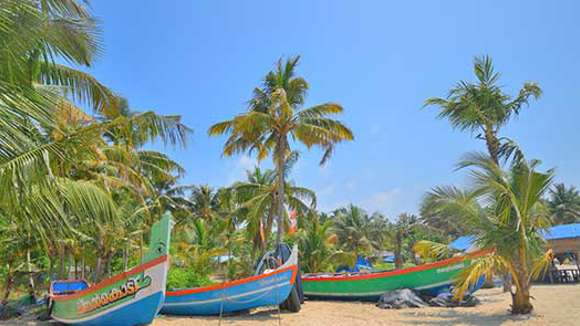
left=302, top=250, right=488, bottom=300
left=48, top=213, right=173, bottom=326
left=161, top=244, right=300, bottom=315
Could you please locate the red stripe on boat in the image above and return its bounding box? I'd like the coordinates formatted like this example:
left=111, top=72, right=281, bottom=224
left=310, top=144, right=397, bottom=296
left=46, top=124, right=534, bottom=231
left=167, top=264, right=297, bottom=297
left=51, top=255, right=168, bottom=301
left=302, top=249, right=492, bottom=282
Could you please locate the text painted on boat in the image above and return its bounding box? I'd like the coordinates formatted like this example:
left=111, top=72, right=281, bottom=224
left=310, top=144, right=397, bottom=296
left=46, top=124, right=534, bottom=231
left=77, top=275, right=151, bottom=314
left=436, top=263, right=464, bottom=274
left=258, top=275, right=288, bottom=287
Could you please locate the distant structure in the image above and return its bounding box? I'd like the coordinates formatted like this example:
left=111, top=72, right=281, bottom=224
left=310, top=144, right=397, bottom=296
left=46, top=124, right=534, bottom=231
left=449, top=223, right=580, bottom=258
left=449, top=223, right=580, bottom=283
left=542, top=223, right=580, bottom=259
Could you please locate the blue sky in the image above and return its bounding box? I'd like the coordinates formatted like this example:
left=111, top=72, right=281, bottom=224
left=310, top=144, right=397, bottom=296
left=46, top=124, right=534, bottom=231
left=89, top=1, right=580, bottom=218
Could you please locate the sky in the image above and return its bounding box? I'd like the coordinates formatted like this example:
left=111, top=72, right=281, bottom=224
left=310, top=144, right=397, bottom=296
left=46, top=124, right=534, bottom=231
left=88, top=1, right=580, bottom=219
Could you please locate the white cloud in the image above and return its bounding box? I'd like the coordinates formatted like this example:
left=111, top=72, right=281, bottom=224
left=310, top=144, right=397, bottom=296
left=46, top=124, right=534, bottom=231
left=319, top=184, right=336, bottom=196
left=225, top=154, right=259, bottom=185
left=238, top=155, right=257, bottom=171
left=361, top=188, right=403, bottom=217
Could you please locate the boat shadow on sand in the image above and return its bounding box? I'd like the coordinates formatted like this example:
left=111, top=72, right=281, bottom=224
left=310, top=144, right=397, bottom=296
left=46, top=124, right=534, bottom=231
left=159, top=308, right=291, bottom=323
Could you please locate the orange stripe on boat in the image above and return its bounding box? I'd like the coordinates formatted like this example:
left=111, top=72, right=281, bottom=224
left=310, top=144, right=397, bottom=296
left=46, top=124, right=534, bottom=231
left=167, top=264, right=297, bottom=297
left=52, top=255, right=168, bottom=301
left=302, top=249, right=492, bottom=282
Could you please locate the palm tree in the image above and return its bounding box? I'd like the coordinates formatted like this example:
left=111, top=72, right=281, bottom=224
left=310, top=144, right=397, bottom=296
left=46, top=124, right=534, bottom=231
left=209, top=56, right=353, bottom=245
left=548, top=183, right=580, bottom=224
left=232, top=167, right=316, bottom=254
left=189, top=185, right=221, bottom=221
left=297, top=211, right=353, bottom=273
left=331, top=205, right=386, bottom=254
left=426, top=153, right=553, bottom=314
left=390, top=213, right=418, bottom=269
left=425, top=56, right=541, bottom=164
left=0, top=0, right=192, bottom=285
left=420, top=192, right=470, bottom=237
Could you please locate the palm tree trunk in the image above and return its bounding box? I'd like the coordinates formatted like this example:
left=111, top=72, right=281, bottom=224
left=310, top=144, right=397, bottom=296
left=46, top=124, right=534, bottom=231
left=26, top=248, right=36, bottom=299
left=511, top=236, right=533, bottom=314
left=274, top=141, right=287, bottom=247
left=484, top=127, right=513, bottom=292
left=484, top=126, right=500, bottom=164
left=107, top=253, right=112, bottom=278
left=123, top=242, right=129, bottom=272
left=74, top=257, right=78, bottom=279
left=394, top=230, right=403, bottom=269
left=1, top=262, right=14, bottom=305
left=59, top=246, right=65, bottom=279
left=81, top=254, right=86, bottom=279
left=94, top=256, right=102, bottom=282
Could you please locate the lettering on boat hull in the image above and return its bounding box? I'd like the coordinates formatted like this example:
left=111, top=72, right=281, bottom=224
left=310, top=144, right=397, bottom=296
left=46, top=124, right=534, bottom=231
left=77, top=275, right=152, bottom=314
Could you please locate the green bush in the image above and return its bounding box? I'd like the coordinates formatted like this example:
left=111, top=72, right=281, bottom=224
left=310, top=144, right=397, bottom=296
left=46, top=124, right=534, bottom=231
left=166, top=268, right=213, bottom=290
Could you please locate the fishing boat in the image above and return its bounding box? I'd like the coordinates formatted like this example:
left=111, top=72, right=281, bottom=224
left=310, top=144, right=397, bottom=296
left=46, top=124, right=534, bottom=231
left=48, top=213, right=173, bottom=326
left=302, top=250, right=489, bottom=300
left=161, top=244, right=301, bottom=316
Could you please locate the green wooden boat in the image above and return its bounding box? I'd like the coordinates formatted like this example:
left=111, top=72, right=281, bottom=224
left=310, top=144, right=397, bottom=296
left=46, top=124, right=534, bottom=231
left=302, top=250, right=488, bottom=300
left=48, top=213, right=173, bottom=325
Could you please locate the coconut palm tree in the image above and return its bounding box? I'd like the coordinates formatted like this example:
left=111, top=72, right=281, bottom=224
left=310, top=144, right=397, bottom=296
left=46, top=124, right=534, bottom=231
left=297, top=211, right=354, bottom=273
left=424, top=56, right=541, bottom=164
left=189, top=185, right=221, bottom=221
left=331, top=205, right=386, bottom=254
left=426, top=153, right=553, bottom=314
left=548, top=183, right=580, bottom=224
left=389, top=213, right=418, bottom=269
left=0, top=0, right=192, bottom=285
left=232, top=167, right=316, bottom=254
left=420, top=192, right=470, bottom=237
left=209, top=56, right=353, bottom=245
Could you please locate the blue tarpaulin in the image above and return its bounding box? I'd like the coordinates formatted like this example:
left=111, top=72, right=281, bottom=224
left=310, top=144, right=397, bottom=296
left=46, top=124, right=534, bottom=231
left=383, top=255, right=395, bottom=263
left=51, top=280, right=89, bottom=295
left=336, top=255, right=373, bottom=272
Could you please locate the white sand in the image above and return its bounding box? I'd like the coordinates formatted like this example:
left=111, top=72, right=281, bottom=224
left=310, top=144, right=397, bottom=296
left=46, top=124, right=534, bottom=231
left=153, top=284, right=580, bottom=326
left=4, top=284, right=578, bottom=325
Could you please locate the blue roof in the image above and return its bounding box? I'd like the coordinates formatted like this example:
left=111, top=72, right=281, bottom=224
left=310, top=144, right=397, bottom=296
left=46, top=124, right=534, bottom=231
left=541, top=223, right=580, bottom=240
left=449, top=223, right=580, bottom=251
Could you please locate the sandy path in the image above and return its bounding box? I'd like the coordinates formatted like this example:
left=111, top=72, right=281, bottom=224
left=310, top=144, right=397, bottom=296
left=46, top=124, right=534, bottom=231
left=153, top=284, right=580, bottom=326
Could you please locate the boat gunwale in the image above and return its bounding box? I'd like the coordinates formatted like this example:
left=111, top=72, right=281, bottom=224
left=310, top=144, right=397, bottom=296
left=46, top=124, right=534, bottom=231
left=302, top=249, right=491, bottom=282
left=51, top=255, right=168, bottom=301
left=166, top=264, right=298, bottom=297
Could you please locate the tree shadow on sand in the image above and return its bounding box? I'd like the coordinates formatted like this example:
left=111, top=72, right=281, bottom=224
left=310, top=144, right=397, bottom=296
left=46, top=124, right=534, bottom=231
left=397, top=310, right=536, bottom=326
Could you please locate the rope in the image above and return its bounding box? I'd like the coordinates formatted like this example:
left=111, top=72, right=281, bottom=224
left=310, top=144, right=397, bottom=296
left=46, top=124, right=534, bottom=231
left=218, top=287, right=225, bottom=326
left=276, top=255, right=282, bottom=326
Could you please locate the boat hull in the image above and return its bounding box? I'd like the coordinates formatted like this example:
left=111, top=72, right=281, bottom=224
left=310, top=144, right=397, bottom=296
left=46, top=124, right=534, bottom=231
left=162, top=247, right=299, bottom=316
left=303, top=251, right=488, bottom=300
left=49, top=214, right=172, bottom=326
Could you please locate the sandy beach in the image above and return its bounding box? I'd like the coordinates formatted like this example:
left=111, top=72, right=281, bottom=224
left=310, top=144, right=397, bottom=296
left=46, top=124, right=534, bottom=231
left=153, top=284, right=580, bottom=326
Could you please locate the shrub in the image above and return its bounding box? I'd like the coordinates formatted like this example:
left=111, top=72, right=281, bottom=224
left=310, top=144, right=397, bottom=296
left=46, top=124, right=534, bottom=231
left=166, top=268, right=213, bottom=290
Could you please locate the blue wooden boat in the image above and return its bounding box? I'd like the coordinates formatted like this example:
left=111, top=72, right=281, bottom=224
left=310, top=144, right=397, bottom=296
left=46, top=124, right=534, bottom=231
left=161, top=245, right=299, bottom=315
left=48, top=213, right=173, bottom=326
